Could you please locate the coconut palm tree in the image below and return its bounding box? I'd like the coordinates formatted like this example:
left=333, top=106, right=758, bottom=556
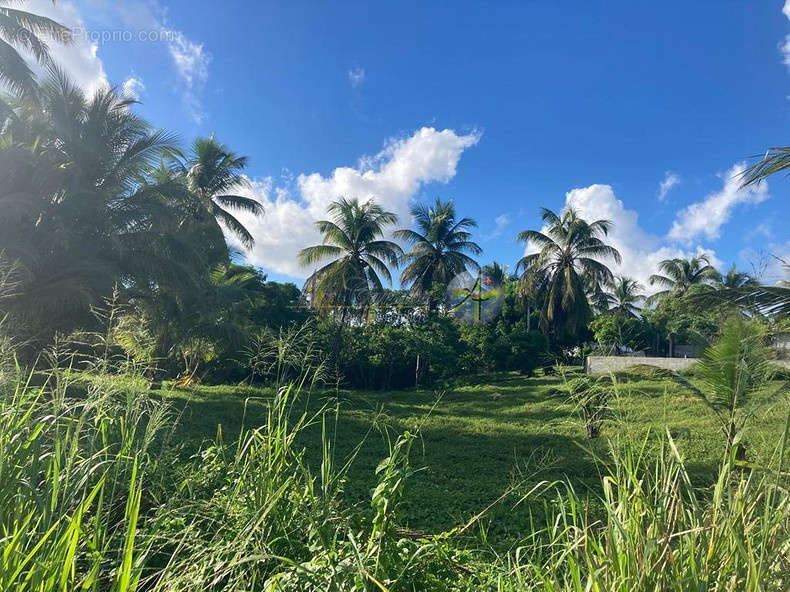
left=395, top=198, right=481, bottom=307
left=170, top=136, right=263, bottom=248
left=647, top=255, right=719, bottom=305
left=586, top=272, right=613, bottom=315
left=299, top=197, right=402, bottom=322
left=0, top=1, right=71, bottom=101
left=674, top=319, right=780, bottom=459
left=516, top=207, right=621, bottom=342
left=717, top=264, right=759, bottom=290
left=515, top=267, right=548, bottom=332
left=697, top=259, right=790, bottom=320
left=740, top=146, right=790, bottom=187
left=606, top=276, right=644, bottom=317
left=0, top=71, right=218, bottom=340
left=481, top=261, right=510, bottom=286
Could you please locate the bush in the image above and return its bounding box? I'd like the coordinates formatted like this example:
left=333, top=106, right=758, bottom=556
left=459, top=321, right=548, bottom=376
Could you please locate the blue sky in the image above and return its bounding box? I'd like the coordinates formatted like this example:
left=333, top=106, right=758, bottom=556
left=30, top=0, right=790, bottom=288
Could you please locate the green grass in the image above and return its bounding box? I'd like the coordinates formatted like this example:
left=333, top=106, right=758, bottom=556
left=5, top=361, right=789, bottom=590
left=164, top=369, right=790, bottom=547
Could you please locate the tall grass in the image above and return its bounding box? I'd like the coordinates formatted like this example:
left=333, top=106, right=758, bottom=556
left=1, top=349, right=788, bottom=590
left=504, top=432, right=790, bottom=591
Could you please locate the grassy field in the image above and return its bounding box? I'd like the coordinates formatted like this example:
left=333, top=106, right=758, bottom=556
left=164, top=369, right=790, bottom=547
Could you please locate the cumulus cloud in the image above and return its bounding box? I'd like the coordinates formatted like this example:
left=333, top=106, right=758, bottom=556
left=233, top=127, right=480, bottom=278
left=657, top=171, right=680, bottom=202
left=23, top=0, right=108, bottom=95
left=522, top=184, right=721, bottom=293
left=667, top=163, right=769, bottom=244
left=348, top=67, right=365, bottom=88
left=121, top=75, right=145, bottom=100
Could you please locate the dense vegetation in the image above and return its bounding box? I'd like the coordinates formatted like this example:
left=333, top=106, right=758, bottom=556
left=1, top=330, right=789, bottom=591
left=1, top=4, right=790, bottom=590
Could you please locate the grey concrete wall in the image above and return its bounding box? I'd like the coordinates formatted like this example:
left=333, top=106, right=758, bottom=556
left=585, top=356, right=697, bottom=375
left=585, top=356, right=790, bottom=375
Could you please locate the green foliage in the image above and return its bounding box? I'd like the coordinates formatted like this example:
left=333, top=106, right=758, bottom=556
left=3, top=344, right=789, bottom=591
left=395, top=198, right=481, bottom=306
left=588, top=313, right=650, bottom=353
left=642, top=284, right=723, bottom=355
left=647, top=255, right=719, bottom=305
left=560, top=373, right=613, bottom=438
left=310, top=314, right=464, bottom=390
left=0, top=4, right=70, bottom=101
left=507, top=434, right=790, bottom=591
left=516, top=207, right=621, bottom=345
left=459, top=321, right=548, bottom=376
left=674, top=318, right=786, bottom=457
left=173, top=135, right=263, bottom=248
left=299, top=197, right=402, bottom=322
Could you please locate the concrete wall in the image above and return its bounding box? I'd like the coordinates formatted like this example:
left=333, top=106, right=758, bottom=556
left=585, top=356, right=697, bottom=375
left=585, top=356, right=790, bottom=375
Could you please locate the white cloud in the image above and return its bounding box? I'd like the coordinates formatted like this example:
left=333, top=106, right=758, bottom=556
left=233, top=127, right=480, bottom=278
left=523, top=183, right=721, bottom=293
left=348, top=67, right=365, bottom=88
left=784, top=0, right=790, bottom=20
left=22, top=0, right=108, bottom=95
left=657, top=171, right=680, bottom=202
left=167, top=31, right=210, bottom=123
left=168, top=33, right=208, bottom=87
left=667, top=163, right=769, bottom=244
left=121, top=75, right=145, bottom=100
left=34, top=0, right=209, bottom=122
left=483, top=213, right=510, bottom=240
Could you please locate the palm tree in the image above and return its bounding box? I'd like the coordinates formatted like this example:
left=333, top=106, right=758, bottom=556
left=695, top=259, right=790, bottom=320
left=717, top=264, right=758, bottom=290
left=516, top=207, right=621, bottom=342
left=586, top=272, right=613, bottom=315
left=515, top=267, right=548, bottom=332
left=481, top=261, right=509, bottom=286
left=647, top=255, right=719, bottom=304
left=299, top=197, right=402, bottom=322
left=171, top=136, right=263, bottom=248
left=741, top=146, right=790, bottom=187
left=0, top=2, right=71, bottom=101
left=0, top=71, right=222, bottom=341
left=606, top=276, right=644, bottom=317
left=395, top=198, right=481, bottom=307
left=674, top=319, right=779, bottom=459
